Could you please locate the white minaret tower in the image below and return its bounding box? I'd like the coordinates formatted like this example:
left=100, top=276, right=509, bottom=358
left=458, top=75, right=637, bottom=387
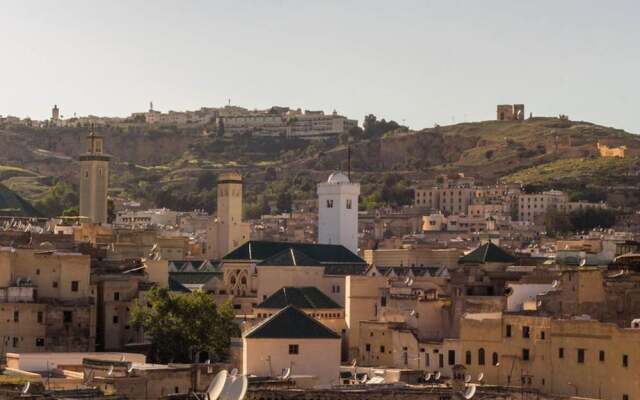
left=317, top=171, right=360, bottom=254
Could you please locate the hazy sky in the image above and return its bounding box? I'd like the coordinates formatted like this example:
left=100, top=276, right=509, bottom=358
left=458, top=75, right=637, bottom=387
left=2, top=1, right=639, bottom=132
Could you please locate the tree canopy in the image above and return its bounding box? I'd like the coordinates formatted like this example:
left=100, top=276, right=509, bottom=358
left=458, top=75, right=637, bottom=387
left=130, top=287, right=239, bottom=363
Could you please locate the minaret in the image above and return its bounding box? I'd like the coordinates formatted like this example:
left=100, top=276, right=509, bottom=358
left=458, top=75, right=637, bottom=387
left=79, top=127, right=110, bottom=224
left=51, top=105, right=60, bottom=122
left=317, top=172, right=360, bottom=254
left=209, top=172, right=250, bottom=258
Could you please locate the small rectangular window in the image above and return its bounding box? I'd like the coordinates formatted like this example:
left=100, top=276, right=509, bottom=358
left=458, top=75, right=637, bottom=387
left=113, top=315, right=119, bottom=324
left=559, top=347, right=564, bottom=359
left=35, top=338, right=45, bottom=347
left=599, top=350, right=605, bottom=362
left=540, top=331, right=545, bottom=340
left=12, top=337, right=18, bottom=348
left=522, top=348, right=530, bottom=361
left=53, top=281, right=58, bottom=288
left=114, top=292, right=120, bottom=301
left=13, top=310, right=19, bottom=322
left=380, top=345, right=386, bottom=353
left=326, top=199, right=334, bottom=208
left=448, top=350, right=456, bottom=365
left=346, top=199, right=352, bottom=209
left=506, top=324, right=512, bottom=337
left=288, top=344, right=299, bottom=355
left=63, top=311, right=73, bottom=323
left=577, top=349, right=585, bottom=364
left=71, top=281, right=79, bottom=292
left=522, top=326, right=530, bottom=338
left=623, top=354, right=628, bottom=367
left=37, top=311, right=43, bottom=323
left=365, top=344, right=371, bottom=352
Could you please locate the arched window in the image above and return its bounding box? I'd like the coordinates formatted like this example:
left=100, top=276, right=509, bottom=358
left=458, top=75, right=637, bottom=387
left=230, top=276, right=236, bottom=285
left=240, top=276, right=247, bottom=285
left=465, top=351, right=472, bottom=365
left=478, top=348, right=485, bottom=365
left=492, top=352, right=499, bottom=366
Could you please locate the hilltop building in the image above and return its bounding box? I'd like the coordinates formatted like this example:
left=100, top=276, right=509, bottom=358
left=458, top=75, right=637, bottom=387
left=79, top=129, right=110, bottom=224
left=51, top=104, right=60, bottom=124
left=206, top=172, right=251, bottom=259
left=497, top=104, right=525, bottom=121
left=317, top=172, right=360, bottom=254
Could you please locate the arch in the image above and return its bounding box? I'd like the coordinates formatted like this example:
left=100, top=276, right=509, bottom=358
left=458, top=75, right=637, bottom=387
left=478, top=348, right=486, bottom=365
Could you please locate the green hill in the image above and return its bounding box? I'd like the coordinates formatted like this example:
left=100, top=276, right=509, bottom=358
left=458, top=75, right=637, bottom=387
left=0, top=184, right=42, bottom=217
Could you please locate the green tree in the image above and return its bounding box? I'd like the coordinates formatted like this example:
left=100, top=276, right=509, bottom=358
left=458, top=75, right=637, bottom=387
left=544, top=208, right=572, bottom=237
left=569, top=208, right=616, bottom=232
left=276, top=190, right=293, bottom=213
left=130, top=287, right=239, bottom=363
left=34, top=180, right=78, bottom=217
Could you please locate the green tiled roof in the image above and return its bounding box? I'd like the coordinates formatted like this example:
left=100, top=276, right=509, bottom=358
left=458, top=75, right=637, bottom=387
left=168, top=276, right=191, bottom=293
left=458, top=242, right=516, bottom=264
left=223, top=240, right=366, bottom=265
left=245, top=305, right=340, bottom=339
left=257, top=287, right=342, bottom=310
left=169, top=271, right=220, bottom=285
left=258, top=248, right=323, bottom=267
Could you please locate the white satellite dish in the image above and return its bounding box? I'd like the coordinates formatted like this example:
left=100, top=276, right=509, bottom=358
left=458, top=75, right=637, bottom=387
left=434, top=371, right=441, bottom=380
left=425, top=372, right=432, bottom=381
left=551, top=280, right=559, bottom=288
left=579, top=259, right=587, bottom=267
left=21, top=381, right=31, bottom=394
left=127, top=364, right=135, bottom=374
left=107, top=365, right=114, bottom=376
left=477, top=372, right=484, bottom=382
left=360, top=374, right=368, bottom=383
left=282, top=368, right=291, bottom=380
left=409, top=309, right=416, bottom=317
left=229, top=368, right=238, bottom=378
left=464, top=374, right=472, bottom=383
left=407, top=278, right=414, bottom=286
left=221, top=375, right=248, bottom=400
left=463, top=384, right=477, bottom=399
left=206, top=370, right=228, bottom=400
left=351, top=359, right=357, bottom=368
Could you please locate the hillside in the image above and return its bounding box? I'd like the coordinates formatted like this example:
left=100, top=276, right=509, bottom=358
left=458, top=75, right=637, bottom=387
left=0, top=184, right=42, bottom=217
left=1, top=116, right=639, bottom=215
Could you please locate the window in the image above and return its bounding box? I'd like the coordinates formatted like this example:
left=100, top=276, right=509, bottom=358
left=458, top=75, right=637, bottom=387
left=465, top=351, right=472, bottom=365
left=37, top=311, right=43, bottom=324
left=492, top=352, right=499, bottom=366
left=63, top=311, right=73, bottom=323
left=326, top=199, right=334, bottom=208
left=599, top=350, right=605, bottom=362
left=71, top=281, right=79, bottom=292
left=540, top=331, right=545, bottom=340
left=448, top=350, right=456, bottom=366
left=438, top=353, right=444, bottom=368
left=506, top=324, right=512, bottom=337
left=380, top=345, right=386, bottom=354
left=52, top=281, right=58, bottom=288
left=113, top=315, right=119, bottom=324
left=288, top=344, right=299, bottom=355
left=522, top=326, right=530, bottom=338
left=380, top=296, right=387, bottom=307
left=478, top=348, right=485, bottom=365
left=577, top=349, right=585, bottom=364
left=114, top=292, right=120, bottom=301
left=623, top=395, right=629, bottom=400
left=346, top=199, right=352, bottom=209
left=12, top=337, right=18, bottom=348
left=623, top=354, right=628, bottom=367
left=36, top=338, right=44, bottom=347
left=365, top=344, right=371, bottom=352
left=13, top=310, right=19, bottom=322
left=522, top=348, right=530, bottom=361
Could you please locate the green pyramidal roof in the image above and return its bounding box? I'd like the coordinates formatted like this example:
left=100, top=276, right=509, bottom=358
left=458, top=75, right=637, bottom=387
left=245, top=305, right=340, bottom=339
left=0, top=184, right=42, bottom=217
left=257, top=287, right=342, bottom=309
left=458, top=242, right=516, bottom=264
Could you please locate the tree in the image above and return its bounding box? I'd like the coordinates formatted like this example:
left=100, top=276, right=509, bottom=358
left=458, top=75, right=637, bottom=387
left=544, top=208, right=572, bottom=237
left=130, top=287, right=239, bottom=363
left=569, top=208, right=616, bottom=232
left=276, top=190, right=293, bottom=213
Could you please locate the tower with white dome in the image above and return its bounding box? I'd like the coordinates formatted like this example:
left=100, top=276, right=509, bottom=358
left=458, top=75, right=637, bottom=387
left=317, top=171, right=360, bottom=254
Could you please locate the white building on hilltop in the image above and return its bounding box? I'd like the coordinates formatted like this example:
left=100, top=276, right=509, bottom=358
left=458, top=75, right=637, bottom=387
left=317, top=172, right=360, bottom=254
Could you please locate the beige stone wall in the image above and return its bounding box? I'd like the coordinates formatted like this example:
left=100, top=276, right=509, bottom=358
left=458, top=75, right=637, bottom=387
left=363, top=248, right=462, bottom=269
left=597, top=142, right=626, bottom=158
left=243, top=337, right=341, bottom=385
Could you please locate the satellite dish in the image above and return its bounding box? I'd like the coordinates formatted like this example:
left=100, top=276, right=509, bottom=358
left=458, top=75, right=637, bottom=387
left=21, top=382, right=31, bottom=394
left=409, top=309, right=416, bottom=317
left=463, top=384, right=477, bottom=399
left=579, top=259, right=587, bottom=267
left=229, top=368, right=238, bottom=377
left=120, top=354, right=126, bottom=361
left=282, top=368, right=291, bottom=380
left=205, top=359, right=211, bottom=364
left=221, top=375, right=248, bottom=400
left=434, top=371, right=441, bottom=380
left=107, top=365, right=114, bottom=376
left=464, top=374, right=472, bottom=383
left=425, top=372, right=432, bottom=381
left=127, top=364, right=135, bottom=374
left=552, top=280, right=559, bottom=288
left=351, top=359, right=357, bottom=368
left=360, top=374, right=368, bottom=383
left=206, top=370, right=228, bottom=400
left=477, top=372, right=484, bottom=382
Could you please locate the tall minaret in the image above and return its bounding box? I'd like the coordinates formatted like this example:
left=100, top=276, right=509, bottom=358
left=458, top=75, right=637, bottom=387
left=317, top=172, right=360, bottom=254
left=208, top=172, right=250, bottom=258
left=79, top=128, right=110, bottom=224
